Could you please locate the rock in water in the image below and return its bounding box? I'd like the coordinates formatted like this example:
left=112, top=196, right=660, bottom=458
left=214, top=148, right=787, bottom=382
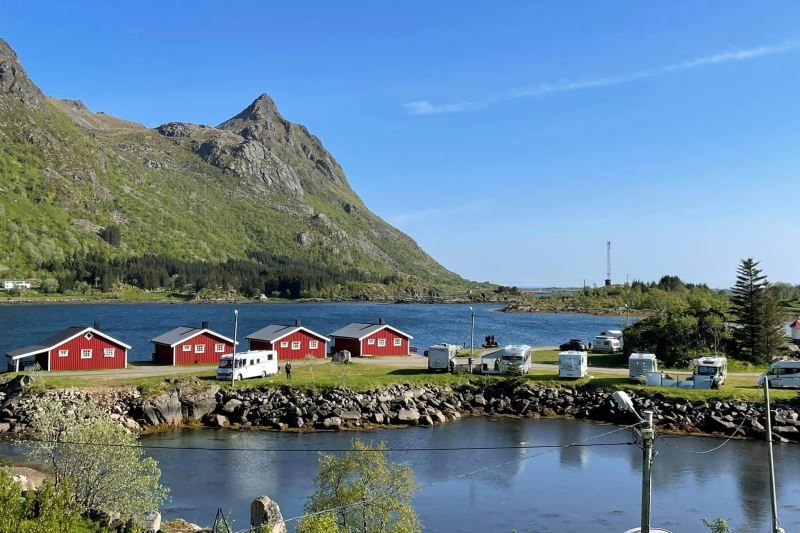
left=251, top=496, right=286, bottom=533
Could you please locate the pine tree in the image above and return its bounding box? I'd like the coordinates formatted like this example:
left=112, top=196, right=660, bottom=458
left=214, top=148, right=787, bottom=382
left=730, top=258, right=787, bottom=362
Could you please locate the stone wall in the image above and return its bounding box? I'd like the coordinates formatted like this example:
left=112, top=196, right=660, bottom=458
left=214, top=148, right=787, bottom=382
left=1, top=376, right=798, bottom=443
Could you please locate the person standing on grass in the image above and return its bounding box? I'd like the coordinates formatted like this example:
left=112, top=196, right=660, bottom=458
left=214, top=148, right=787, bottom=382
left=285, top=362, right=292, bottom=380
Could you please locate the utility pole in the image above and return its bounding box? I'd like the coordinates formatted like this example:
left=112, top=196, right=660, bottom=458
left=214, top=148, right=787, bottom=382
left=469, top=307, right=475, bottom=358
left=605, top=241, right=612, bottom=287
left=764, top=379, right=785, bottom=533
left=640, top=410, right=654, bottom=533
left=231, top=309, right=239, bottom=387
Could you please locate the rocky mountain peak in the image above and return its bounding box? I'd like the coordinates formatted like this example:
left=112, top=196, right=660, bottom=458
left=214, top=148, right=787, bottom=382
left=0, top=39, right=45, bottom=111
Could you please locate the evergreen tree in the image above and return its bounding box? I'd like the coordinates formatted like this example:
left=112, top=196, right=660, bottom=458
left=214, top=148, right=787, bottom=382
left=730, top=258, right=787, bottom=363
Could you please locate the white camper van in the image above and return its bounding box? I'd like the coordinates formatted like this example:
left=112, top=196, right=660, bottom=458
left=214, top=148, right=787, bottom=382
left=629, top=353, right=658, bottom=382
left=501, top=344, right=532, bottom=375
left=692, top=356, right=727, bottom=389
left=600, top=330, right=624, bottom=350
left=559, top=351, right=588, bottom=378
left=593, top=336, right=621, bottom=353
left=758, top=360, right=800, bottom=389
left=427, top=343, right=458, bottom=373
left=216, top=350, right=278, bottom=381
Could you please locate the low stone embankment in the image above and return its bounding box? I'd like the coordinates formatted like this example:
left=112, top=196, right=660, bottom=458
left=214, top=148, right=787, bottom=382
left=0, top=376, right=798, bottom=443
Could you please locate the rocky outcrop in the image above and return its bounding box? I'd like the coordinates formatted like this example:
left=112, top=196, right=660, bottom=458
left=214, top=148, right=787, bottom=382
left=0, top=38, right=45, bottom=110
left=1, top=377, right=798, bottom=443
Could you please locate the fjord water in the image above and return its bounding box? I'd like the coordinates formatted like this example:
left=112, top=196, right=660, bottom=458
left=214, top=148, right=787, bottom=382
left=0, top=302, right=631, bottom=361
left=135, top=419, right=800, bottom=531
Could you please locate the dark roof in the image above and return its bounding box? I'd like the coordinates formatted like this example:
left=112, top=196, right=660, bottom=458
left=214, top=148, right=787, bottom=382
left=246, top=324, right=329, bottom=343
left=150, top=327, right=233, bottom=347
left=329, top=322, right=412, bottom=340
left=5, top=326, right=131, bottom=359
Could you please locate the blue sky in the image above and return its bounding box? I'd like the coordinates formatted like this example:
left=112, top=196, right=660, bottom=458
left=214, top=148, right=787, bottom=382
left=2, top=2, right=799, bottom=287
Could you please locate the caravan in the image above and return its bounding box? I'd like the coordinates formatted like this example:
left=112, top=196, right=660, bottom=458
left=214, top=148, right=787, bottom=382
left=758, top=360, right=800, bottom=389
left=592, top=336, right=621, bottom=354
left=599, top=330, right=624, bottom=350
left=427, top=343, right=458, bottom=373
left=216, top=350, right=278, bottom=381
left=558, top=351, right=588, bottom=378
left=629, top=353, right=658, bottom=382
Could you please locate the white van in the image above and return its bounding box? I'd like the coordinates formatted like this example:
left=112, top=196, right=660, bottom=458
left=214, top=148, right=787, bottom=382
left=758, top=360, right=800, bottom=389
left=427, top=343, right=458, bottom=373
left=216, top=350, right=278, bottom=381
left=693, top=356, right=727, bottom=389
left=593, top=336, right=621, bottom=353
left=559, top=351, right=588, bottom=378
left=629, top=353, right=658, bottom=382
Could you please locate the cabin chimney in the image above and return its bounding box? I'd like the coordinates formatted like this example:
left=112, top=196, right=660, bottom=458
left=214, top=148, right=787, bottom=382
left=294, top=319, right=302, bottom=327
left=378, top=317, right=385, bottom=325
left=93, top=320, right=101, bottom=331
left=202, top=321, right=209, bottom=330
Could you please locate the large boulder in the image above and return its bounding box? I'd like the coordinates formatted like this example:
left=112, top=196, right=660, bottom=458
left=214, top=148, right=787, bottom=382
left=396, top=408, right=420, bottom=423
left=182, top=386, right=220, bottom=421
left=140, top=390, right=183, bottom=426
left=332, top=350, right=351, bottom=364
left=251, top=496, right=286, bottom=533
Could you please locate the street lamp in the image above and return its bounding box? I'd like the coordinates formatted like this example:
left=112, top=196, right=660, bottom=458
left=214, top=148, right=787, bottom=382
left=231, top=309, right=239, bottom=387
left=469, top=306, right=475, bottom=360
left=612, top=391, right=668, bottom=533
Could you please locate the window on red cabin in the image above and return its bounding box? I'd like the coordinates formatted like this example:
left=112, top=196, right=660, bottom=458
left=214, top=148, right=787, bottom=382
left=378, top=339, right=386, bottom=347
left=195, top=345, right=205, bottom=354
left=182, top=345, right=191, bottom=352
left=367, top=339, right=375, bottom=345
left=104, top=348, right=115, bottom=358
left=393, top=338, right=402, bottom=346
left=291, top=341, right=301, bottom=350
left=80, top=349, right=92, bottom=359
left=215, top=343, right=224, bottom=353
left=309, top=340, right=319, bottom=349
left=280, top=341, right=289, bottom=348
left=58, top=349, right=68, bottom=357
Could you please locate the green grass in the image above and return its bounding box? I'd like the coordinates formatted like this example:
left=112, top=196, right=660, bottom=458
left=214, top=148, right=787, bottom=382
left=6, top=358, right=796, bottom=403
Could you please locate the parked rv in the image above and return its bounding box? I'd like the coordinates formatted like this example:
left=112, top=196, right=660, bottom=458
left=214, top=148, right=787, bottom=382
left=216, top=350, right=278, bottom=381
left=692, top=356, right=727, bottom=388
left=427, top=343, right=459, bottom=373
left=481, top=345, right=532, bottom=375
left=757, top=360, right=800, bottom=389
left=558, top=351, right=588, bottom=378
left=629, top=353, right=658, bottom=382
left=599, top=330, right=624, bottom=349
left=592, top=336, right=621, bottom=353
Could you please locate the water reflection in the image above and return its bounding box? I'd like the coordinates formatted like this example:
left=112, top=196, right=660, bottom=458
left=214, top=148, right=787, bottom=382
left=1, top=418, right=799, bottom=532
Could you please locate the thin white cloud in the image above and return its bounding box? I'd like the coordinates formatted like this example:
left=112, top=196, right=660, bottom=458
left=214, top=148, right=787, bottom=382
left=388, top=202, right=480, bottom=226
left=405, top=40, right=800, bottom=115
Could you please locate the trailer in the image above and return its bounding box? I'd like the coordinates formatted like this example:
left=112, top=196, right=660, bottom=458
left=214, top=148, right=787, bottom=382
left=592, top=336, right=621, bottom=353
left=629, top=353, right=658, bottom=382
left=427, top=343, right=459, bottom=373
left=558, top=351, right=588, bottom=378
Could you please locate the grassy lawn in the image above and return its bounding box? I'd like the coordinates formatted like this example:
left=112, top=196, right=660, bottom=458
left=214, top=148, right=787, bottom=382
left=5, top=358, right=795, bottom=403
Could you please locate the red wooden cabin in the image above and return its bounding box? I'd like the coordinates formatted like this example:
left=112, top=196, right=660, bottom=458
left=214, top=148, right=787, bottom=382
left=150, top=322, right=234, bottom=365
left=5, top=322, right=130, bottom=372
left=246, top=320, right=329, bottom=360
left=329, top=318, right=412, bottom=357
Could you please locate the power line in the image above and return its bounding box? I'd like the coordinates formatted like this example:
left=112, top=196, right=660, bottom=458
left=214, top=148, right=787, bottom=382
left=657, top=408, right=753, bottom=455
left=230, top=422, right=643, bottom=532
left=5, top=436, right=633, bottom=454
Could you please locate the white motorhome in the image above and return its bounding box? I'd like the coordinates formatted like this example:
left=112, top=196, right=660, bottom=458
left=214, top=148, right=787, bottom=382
left=692, top=356, right=727, bottom=389
left=592, top=336, right=621, bottom=353
left=629, top=353, right=658, bottom=382
left=216, top=350, right=278, bottom=381
left=758, top=360, right=800, bottom=389
left=427, top=343, right=459, bottom=373
left=600, top=329, right=624, bottom=349
left=500, top=344, right=532, bottom=375
left=559, top=351, right=588, bottom=378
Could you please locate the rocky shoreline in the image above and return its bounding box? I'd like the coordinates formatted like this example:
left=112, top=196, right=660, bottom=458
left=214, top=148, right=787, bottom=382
left=0, top=376, right=798, bottom=443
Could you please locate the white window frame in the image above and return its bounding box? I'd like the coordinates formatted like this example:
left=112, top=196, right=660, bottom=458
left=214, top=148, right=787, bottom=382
left=182, top=345, right=192, bottom=352
left=195, top=344, right=205, bottom=354
left=103, top=348, right=115, bottom=358
left=309, top=340, right=319, bottom=349
left=280, top=341, right=289, bottom=348
left=215, top=343, right=225, bottom=353
left=393, top=338, right=402, bottom=347
left=291, top=341, right=301, bottom=350
left=58, top=349, right=69, bottom=358
left=377, top=338, right=387, bottom=347
left=367, top=338, right=375, bottom=345
left=80, top=349, right=93, bottom=359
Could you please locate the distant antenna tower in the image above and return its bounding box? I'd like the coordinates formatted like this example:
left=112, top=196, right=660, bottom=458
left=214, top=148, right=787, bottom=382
left=605, top=241, right=612, bottom=286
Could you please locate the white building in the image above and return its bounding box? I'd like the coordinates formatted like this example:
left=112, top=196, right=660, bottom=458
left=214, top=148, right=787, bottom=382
left=3, top=280, right=31, bottom=290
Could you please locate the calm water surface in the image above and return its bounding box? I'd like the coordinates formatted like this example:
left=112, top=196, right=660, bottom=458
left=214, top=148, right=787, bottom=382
left=0, top=303, right=630, bottom=362
left=45, top=419, right=800, bottom=532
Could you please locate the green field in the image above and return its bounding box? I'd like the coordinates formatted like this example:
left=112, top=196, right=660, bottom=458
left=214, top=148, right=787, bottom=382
left=8, top=358, right=796, bottom=403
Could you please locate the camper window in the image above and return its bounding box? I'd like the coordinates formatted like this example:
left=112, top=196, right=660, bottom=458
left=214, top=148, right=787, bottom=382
left=697, top=366, right=719, bottom=376
left=219, top=359, right=232, bottom=368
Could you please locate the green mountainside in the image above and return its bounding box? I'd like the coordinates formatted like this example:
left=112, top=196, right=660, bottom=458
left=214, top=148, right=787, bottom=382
left=0, top=39, right=476, bottom=299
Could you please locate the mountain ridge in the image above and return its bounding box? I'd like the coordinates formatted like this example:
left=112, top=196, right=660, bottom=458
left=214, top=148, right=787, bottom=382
left=0, top=38, right=472, bottom=298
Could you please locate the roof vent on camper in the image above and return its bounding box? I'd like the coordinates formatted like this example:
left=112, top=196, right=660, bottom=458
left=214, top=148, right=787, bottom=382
left=294, top=319, right=302, bottom=327
left=378, top=317, right=385, bottom=325
left=201, top=321, right=209, bottom=330
left=93, top=321, right=101, bottom=331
